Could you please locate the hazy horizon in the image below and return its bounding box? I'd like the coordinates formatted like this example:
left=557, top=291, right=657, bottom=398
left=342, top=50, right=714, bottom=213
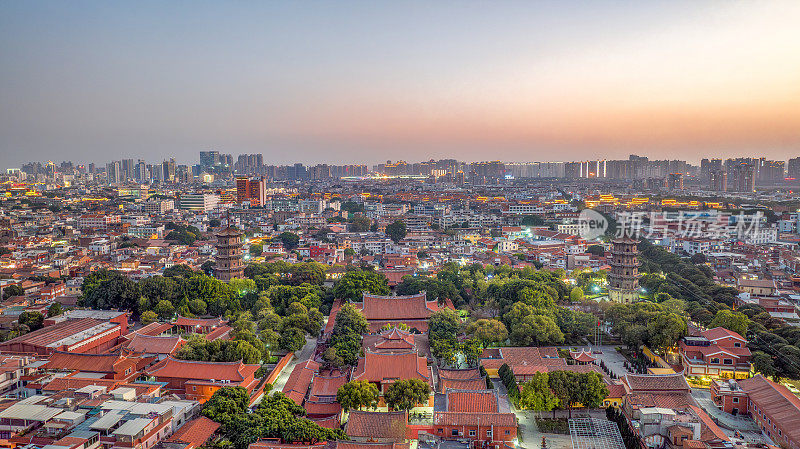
left=2, top=1, right=800, bottom=168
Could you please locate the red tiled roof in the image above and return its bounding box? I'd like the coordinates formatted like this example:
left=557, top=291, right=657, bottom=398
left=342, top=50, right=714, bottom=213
left=282, top=360, right=321, bottom=405
left=130, top=322, right=173, bottom=336
left=702, top=327, right=746, bottom=342
left=433, top=412, right=516, bottom=427
left=174, top=316, right=226, bottom=327
left=626, top=392, right=695, bottom=410
left=739, top=374, right=800, bottom=443
left=249, top=441, right=326, bottom=449
left=439, top=377, right=487, bottom=393
left=372, top=328, right=415, bottom=351
left=335, top=443, right=409, bottom=449
left=0, top=318, right=117, bottom=350
left=360, top=292, right=452, bottom=321
left=623, top=373, right=691, bottom=393
left=308, top=372, right=349, bottom=397
left=687, top=405, right=728, bottom=443
left=480, top=346, right=565, bottom=370
left=446, top=390, right=499, bottom=413
left=42, top=377, right=120, bottom=392
left=167, top=416, right=220, bottom=449
left=309, top=414, right=341, bottom=429
left=352, top=351, right=430, bottom=384
left=570, top=350, right=596, bottom=363
left=146, top=357, right=259, bottom=382
left=304, top=398, right=342, bottom=416
left=346, top=411, right=408, bottom=441
left=438, top=368, right=482, bottom=380
left=606, top=384, right=627, bottom=398
left=46, top=351, right=137, bottom=375
left=204, top=325, right=233, bottom=341
left=124, top=333, right=184, bottom=355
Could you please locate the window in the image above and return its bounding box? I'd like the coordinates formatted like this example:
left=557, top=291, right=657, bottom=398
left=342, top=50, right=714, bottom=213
left=469, top=430, right=476, bottom=437
left=437, top=429, right=442, bottom=434
left=192, top=386, right=196, bottom=391
left=710, top=358, right=720, bottom=364
left=734, top=342, right=741, bottom=348
left=505, top=430, right=511, bottom=435
left=487, top=430, right=492, bottom=438
left=452, top=430, right=459, bottom=437
left=733, top=397, right=739, bottom=403
left=723, top=359, right=733, bottom=365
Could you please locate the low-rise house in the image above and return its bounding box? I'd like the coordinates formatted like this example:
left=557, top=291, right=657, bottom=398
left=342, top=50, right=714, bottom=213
left=678, top=327, right=751, bottom=379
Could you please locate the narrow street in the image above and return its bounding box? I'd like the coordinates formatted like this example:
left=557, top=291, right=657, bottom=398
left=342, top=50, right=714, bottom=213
left=269, top=335, right=318, bottom=394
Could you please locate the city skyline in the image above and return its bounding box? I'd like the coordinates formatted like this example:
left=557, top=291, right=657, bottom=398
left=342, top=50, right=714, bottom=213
left=2, top=1, right=800, bottom=168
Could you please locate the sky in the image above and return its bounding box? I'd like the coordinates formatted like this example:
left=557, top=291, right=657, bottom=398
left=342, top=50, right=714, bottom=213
left=1, top=1, right=800, bottom=168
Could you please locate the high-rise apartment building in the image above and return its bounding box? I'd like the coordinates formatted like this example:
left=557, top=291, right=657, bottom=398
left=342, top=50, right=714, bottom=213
left=235, top=177, right=267, bottom=206
left=667, top=173, right=684, bottom=191
left=732, top=163, right=755, bottom=192
left=709, top=169, right=727, bottom=192
left=788, top=157, right=800, bottom=179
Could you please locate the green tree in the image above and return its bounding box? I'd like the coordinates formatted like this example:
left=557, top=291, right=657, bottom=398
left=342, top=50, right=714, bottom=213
left=507, top=313, right=564, bottom=346
left=576, top=372, right=609, bottom=409
left=349, top=216, right=371, bottom=232
left=548, top=370, right=579, bottom=418
left=278, top=232, right=300, bottom=250
left=647, top=312, right=688, bottom=352
left=428, top=309, right=462, bottom=362
left=140, top=310, right=158, bottom=325
left=163, top=264, right=196, bottom=278
left=2, top=284, right=23, bottom=299
left=570, top=286, right=585, bottom=302
left=18, top=311, right=44, bottom=331
left=332, top=269, right=389, bottom=302
left=519, top=372, right=559, bottom=412
left=384, top=378, right=431, bottom=411
left=336, top=380, right=380, bottom=411
left=80, top=269, right=142, bottom=315
left=385, top=220, right=407, bottom=243
left=586, top=245, right=605, bottom=257
left=47, top=302, right=63, bottom=317
left=709, top=309, right=749, bottom=337
left=249, top=244, right=263, bottom=257
left=279, top=327, right=307, bottom=352
left=290, top=262, right=326, bottom=286
left=154, top=300, right=175, bottom=319
left=465, top=319, right=508, bottom=347
left=202, top=386, right=250, bottom=424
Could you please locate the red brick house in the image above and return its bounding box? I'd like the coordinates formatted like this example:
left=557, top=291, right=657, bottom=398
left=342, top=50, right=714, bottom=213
left=432, top=412, right=517, bottom=447
left=145, top=357, right=260, bottom=403
left=710, top=379, right=749, bottom=415
left=714, top=375, right=800, bottom=448
left=678, top=327, right=751, bottom=379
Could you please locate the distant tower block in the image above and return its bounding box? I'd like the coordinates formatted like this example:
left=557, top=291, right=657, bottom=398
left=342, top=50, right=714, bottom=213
left=607, top=236, right=640, bottom=303
left=214, top=225, right=244, bottom=281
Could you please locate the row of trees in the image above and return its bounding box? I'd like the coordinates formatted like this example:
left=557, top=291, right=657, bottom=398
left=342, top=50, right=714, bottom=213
left=325, top=303, right=368, bottom=367
left=336, top=379, right=430, bottom=412
left=636, top=239, right=800, bottom=380
left=427, top=309, right=482, bottom=367
left=202, top=387, right=345, bottom=449
left=518, top=370, right=608, bottom=418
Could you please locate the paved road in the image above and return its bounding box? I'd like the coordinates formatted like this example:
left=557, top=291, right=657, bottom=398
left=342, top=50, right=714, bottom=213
left=558, top=344, right=632, bottom=379
left=270, top=335, right=318, bottom=394
left=691, top=389, right=760, bottom=433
